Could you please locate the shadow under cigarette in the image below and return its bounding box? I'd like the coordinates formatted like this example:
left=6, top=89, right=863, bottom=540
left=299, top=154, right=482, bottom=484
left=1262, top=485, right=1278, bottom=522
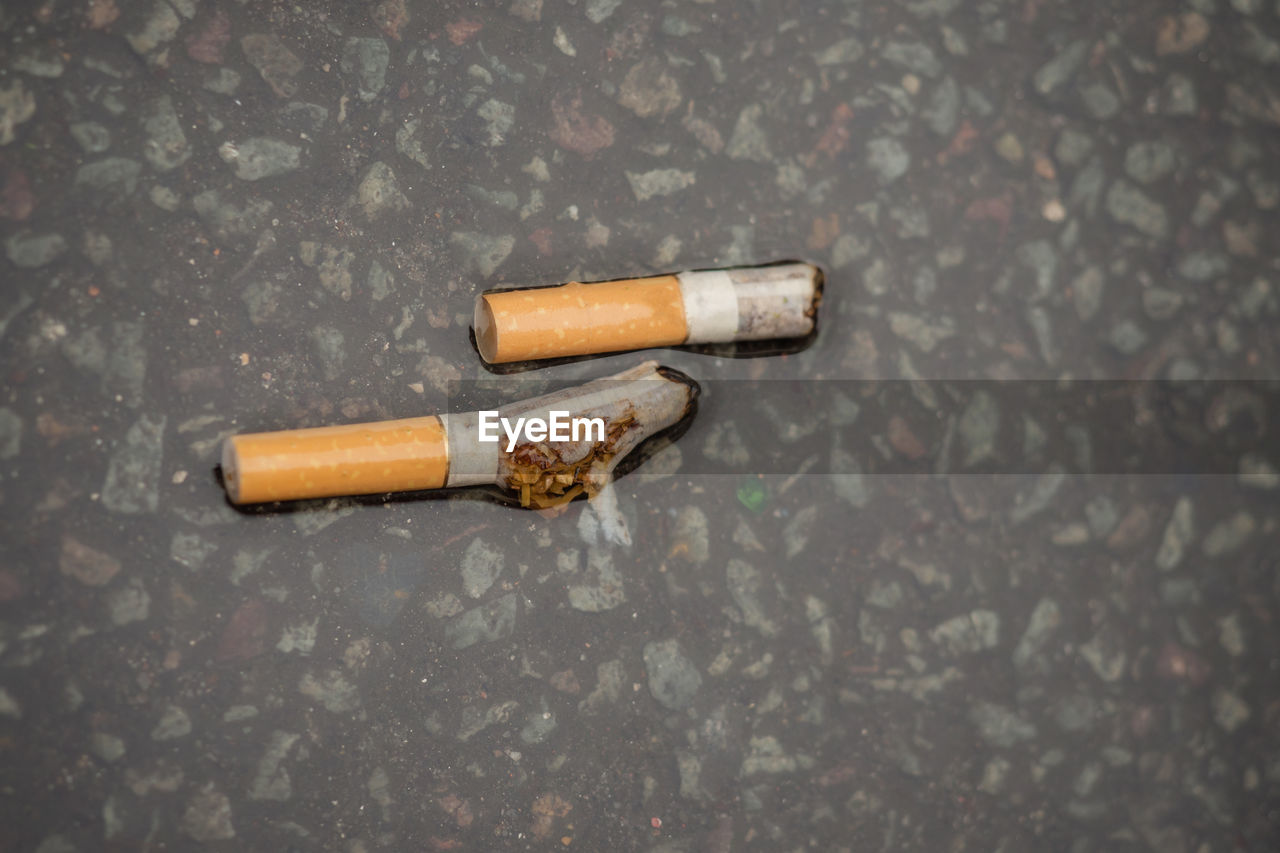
left=470, top=324, right=821, bottom=375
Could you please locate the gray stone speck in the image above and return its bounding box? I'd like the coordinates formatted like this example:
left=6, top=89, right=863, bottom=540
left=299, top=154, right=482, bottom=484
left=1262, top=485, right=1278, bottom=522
left=702, top=420, right=749, bottom=465
left=102, top=414, right=166, bottom=514
left=396, top=118, right=430, bottom=168
left=1142, top=287, right=1183, bottom=321
left=1159, top=73, right=1197, bottom=116
left=280, top=101, right=327, bottom=133
left=783, top=505, right=817, bottom=557
left=866, top=137, right=910, bottom=184
left=1027, top=306, right=1056, bottom=365
left=1176, top=250, right=1230, bottom=282
left=90, top=732, right=126, bottom=762
left=922, top=76, right=959, bottom=136
left=742, top=735, right=798, bottom=776
left=626, top=168, right=696, bottom=201
left=520, top=701, right=557, bottom=745
left=0, top=79, right=36, bottom=146
left=1243, top=21, right=1280, bottom=64
left=180, top=786, right=235, bottom=842
left=298, top=669, right=361, bottom=712
left=356, top=161, right=410, bottom=219
left=969, top=701, right=1036, bottom=748
left=1010, top=469, right=1065, bottom=524
left=567, top=548, right=627, bottom=612
left=204, top=67, right=241, bottom=95
left=1016, top=239, right=1057, bottom=301
left=1055, top=694, right=1097, bottom=732
left=1012, top=598, right=1061, bottom=672
left=450, top=231, right=515, bottom=278
left=889, top=312, right=954, bottom=351
left=248, top=731, right=300, bottom=800
left=5, top=231, right=67, bottom=269
left=1080, top=83, right=1120, bottom=119
left=107, top=579, right=151, bottom=625
left=241, top=33, right=303, bottom=97
left=457, top=700, right=519, bottom=742
left=1066, top=157, right=1105, bottom=215
left=815, top=37, right=864, bottom=66
left=1071, top=266, right=1105, bottom=320
left=1155, top=497, right=1194, bottom=570
left=313, top=245, right=355, bottom=300
left=1108, top=320, right=1148, bottom=355
left=831, top=447, right=870, bottom=507
left=1212, top=688, right=1250, bottom=732
left=149, top=185, right=180, bottom=211
left=341, top=37, right=390, bottom=101
left=478, top=99, right=515, bottom=146
left=1239, top=454, right=1280, bottom=489
left=445, top=593, right=517, bottom=649
left=1202, top=512, right=1255, bottom=556
left=276, top=619, right=317, bottom=655
left=461, top=538, right=503, bottom=598
left=142, top=96, right=190, bottom=171
left=1106, top=181, right=1167, bottom=239
left=0, top=687, right=21, bottom=719
left=1079, top=627, right=1126, bottom=682
left=930, top=610, right=1000, bottom=656
left=643, top=639, right=702, bottom=710
left=585, top=0, right=623, bottom=24
left=1084, top=496, right=1118, bottom=538
left=192, top=190, right=273, bottom=242
left=13, top=48, right=64, bottom=78
left=1218, top=613, right=1247, bottom=657
left=672, top=506, right=709, bottom=565
left=126, top=0, right=180, bottom=56
left=70, top=122, right=111, bottom=153
left=727, top=559, right=778, bottom=636
left=725, top=104, right=771, bottom=162
left=881, top=41, right=941, bottom=77
left=1054, top=128, right=1094, bottom=167
left=1124, top=141, right=1177, bottom=184
left=223, top=138, right=301, bottom=181
left=958, top=391, right=999, bottom=466
left=309, top=326, right=345, bottom=381
left=1033, top=40, right=1089, bottom=96
left=170, top=532, right=215, bottom=570
left=618, top=57, right=682, bottom=118
left=151, top=705, right=192, bottom=740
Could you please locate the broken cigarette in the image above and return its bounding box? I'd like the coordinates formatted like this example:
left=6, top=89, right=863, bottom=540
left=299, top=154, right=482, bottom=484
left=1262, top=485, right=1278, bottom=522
left=221, top=361, right=697, bottom=508
left=473, top=261, right=822, bottom=364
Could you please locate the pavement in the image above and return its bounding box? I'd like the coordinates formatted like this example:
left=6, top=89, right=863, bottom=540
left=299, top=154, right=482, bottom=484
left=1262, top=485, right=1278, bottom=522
left=1, top=1, right=1279, bottom=851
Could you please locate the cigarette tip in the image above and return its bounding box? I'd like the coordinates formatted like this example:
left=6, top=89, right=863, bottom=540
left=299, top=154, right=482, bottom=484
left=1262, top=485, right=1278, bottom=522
left=220, top=437, right=242, bottom=504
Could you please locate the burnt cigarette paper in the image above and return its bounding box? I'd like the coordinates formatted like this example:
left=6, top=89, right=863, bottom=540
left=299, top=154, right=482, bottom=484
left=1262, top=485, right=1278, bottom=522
left=221, top=361, right=697, bottom=508
left=473, top=262, right=822, bottom=364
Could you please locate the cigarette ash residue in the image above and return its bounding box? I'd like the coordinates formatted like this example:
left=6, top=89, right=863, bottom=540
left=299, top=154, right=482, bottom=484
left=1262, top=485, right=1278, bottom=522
left=497, top=408, right=638, bottom=509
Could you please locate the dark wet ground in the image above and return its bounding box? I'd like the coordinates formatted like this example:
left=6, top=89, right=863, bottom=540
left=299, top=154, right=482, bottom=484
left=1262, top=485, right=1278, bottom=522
left=3, top=1, right=1280, bottom=851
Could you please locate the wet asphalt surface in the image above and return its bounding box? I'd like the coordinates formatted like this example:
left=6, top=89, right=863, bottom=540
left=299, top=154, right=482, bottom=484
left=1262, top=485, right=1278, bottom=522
left=2, top=1, right=1280, bottom=851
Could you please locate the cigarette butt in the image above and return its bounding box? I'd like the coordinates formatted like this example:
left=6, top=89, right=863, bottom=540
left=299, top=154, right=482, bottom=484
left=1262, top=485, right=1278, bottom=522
left=474, top=262, right=822, bottom=364
left=221, top=361, right=697, bottom=508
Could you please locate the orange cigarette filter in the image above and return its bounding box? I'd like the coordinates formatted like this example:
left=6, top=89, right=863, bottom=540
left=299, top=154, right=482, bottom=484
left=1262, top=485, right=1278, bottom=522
left=474, top=262, right=821, bottom=364
left=222, top=417, right=449, bottom=505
